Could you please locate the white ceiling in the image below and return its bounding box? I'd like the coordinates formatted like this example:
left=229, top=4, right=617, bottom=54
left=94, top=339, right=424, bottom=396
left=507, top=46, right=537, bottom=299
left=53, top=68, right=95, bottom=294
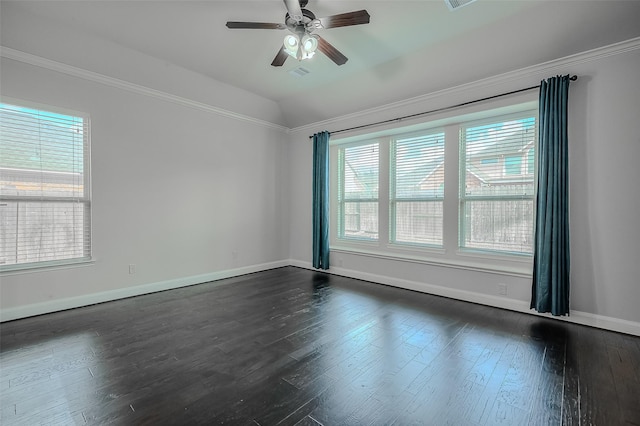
left=3, top=0, right=640, bottom=128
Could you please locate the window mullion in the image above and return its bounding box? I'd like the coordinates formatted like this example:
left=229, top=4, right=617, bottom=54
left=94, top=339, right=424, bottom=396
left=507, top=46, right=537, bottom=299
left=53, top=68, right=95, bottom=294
left=331, top=146, right=342, bottom=240
left=442, top=124, right=460, bottom=254
left=378, top=138, right=390, bottom=247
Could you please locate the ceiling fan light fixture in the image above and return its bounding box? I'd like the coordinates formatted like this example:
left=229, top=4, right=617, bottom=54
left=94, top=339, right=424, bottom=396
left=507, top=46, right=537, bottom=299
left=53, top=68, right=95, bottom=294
left=301, top=34, right=318, bottom=54
left=284, top=34, right=299, bottom=57
left=284, top=33, right=318, bottom=61
left=299, top=34, right=318, bottom=60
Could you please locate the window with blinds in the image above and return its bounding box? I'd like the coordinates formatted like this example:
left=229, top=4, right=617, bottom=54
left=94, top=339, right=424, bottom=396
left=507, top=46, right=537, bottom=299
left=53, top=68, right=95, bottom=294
left=330, top=101, right=538, bottom=269
left=0, top=101, right=91, bottom=270
left=338, top=142, right=379, bottom=240
left=391, top=131, right=445, bottom=246
left=459, top=114, right=536, bottom=254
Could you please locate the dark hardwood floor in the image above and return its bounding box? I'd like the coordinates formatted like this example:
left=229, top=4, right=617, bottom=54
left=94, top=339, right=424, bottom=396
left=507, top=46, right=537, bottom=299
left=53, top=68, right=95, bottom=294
left=1, top=267, right=639, bottom=425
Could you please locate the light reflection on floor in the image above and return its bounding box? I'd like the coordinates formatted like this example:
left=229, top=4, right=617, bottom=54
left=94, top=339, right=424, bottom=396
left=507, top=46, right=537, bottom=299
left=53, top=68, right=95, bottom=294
left=304, top=283, right=536, bottom=424
left=0, top=332, right=101, bottom=424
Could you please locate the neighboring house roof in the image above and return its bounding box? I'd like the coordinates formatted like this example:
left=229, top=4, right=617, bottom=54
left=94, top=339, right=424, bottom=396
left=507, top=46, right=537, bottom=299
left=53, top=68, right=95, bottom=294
left=415, top=160, right=444, bottom=189
left=396, top=155, right=444, bottom=198
left=465, top=163, right=489, bottom=185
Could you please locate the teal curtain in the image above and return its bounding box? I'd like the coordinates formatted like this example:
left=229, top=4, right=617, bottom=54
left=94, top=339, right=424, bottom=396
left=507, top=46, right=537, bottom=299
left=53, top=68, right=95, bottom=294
left=312, top=131, right=330, bottom=270
left=531, top=75, right=571, bottom=316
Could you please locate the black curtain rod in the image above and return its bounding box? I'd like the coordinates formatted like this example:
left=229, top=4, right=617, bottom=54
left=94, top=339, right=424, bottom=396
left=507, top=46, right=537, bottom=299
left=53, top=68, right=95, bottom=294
left=309, top=75, right=578, bottom=139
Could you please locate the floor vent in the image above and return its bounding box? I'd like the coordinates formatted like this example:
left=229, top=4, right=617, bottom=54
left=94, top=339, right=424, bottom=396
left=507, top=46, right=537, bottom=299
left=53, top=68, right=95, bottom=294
left=444, top=0, right=477, bottom=11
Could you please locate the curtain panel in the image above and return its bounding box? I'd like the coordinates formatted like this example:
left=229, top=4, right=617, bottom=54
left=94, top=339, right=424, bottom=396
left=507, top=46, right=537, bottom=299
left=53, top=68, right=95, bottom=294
left=312, top=131, right=330, bottom=269
left=531, top=75, right=571, bottom=316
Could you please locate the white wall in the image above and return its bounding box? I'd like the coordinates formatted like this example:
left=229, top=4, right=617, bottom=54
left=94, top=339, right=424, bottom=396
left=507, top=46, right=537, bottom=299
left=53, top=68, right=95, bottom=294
left=0, top=3, right=295, bottom=320
left=288, top=41, right=640, bottom=334
left=0, top=56, right=290, bottom=319
left=2, top=2, right=639, bottom=335
left=0, top=3, right=287, bottom=127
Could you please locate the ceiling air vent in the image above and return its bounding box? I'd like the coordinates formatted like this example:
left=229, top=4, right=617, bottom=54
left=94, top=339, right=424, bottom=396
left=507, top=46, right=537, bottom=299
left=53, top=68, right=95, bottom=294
left=288, top=67, right=310, bottom=78
left=444, top=0, right=477, bottom=11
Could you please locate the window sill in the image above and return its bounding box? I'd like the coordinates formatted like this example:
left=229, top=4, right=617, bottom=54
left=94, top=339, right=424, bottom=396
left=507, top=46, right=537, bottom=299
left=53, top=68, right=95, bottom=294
left=456, top=248, right=532, bottom=263
left=330, top=245, right=532, bottom=278
left=1, top=258, right=95, bottom=276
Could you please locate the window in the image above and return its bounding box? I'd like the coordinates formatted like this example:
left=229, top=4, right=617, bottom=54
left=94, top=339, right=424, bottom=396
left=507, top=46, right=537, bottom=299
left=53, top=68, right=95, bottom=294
left=391, top=132, right=445, bottom=246
left=331, top=101, right=537, bottom=272
left=338, top=143, right=379, bottom=240
left=459, top=115, right=536, bottom=254
left=0, top=101, right=91, bottom=270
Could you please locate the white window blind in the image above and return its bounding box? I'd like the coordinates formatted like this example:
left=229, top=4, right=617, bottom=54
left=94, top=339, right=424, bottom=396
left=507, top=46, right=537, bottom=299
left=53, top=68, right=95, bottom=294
left=0, top=101, right=91, bottom=269
left=391, top=132, right=445, bottom=246
left=338, top=143, right=379, bottom=240
left=459, top=114, right=536, bottom=254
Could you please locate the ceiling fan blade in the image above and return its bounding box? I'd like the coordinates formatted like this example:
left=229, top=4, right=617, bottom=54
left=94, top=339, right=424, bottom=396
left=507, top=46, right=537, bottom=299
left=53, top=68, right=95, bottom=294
left=226, top=22, right=286, bottom=30
left=316, top=35, right=348, bottom=66
left=313, top=10, right=370, bottom=29
left=271, top=46, right=289, bottom=67
left=283, top=0, right=304, bottom=22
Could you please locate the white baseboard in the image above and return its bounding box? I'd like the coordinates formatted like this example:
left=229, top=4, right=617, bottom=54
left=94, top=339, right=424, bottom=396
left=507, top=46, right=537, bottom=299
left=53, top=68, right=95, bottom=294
left=4, top=259, right=639, bottom=336
left=289, top=259, right=640, bottom=337
left=0, top=260, right=289, bottom=322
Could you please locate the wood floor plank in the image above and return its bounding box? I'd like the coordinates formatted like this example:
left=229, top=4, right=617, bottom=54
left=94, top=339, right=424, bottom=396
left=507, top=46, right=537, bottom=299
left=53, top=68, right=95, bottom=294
left=466, top=340, right=519, bottom=424
left=526, top=341, right=564, bottom=425
left=606, top=343, right=640, bottom=424
left=1, top=266, right=639, bottom=425
left=495, top=339, right=546, bottom=412
left=575, top=326, right=624, bottom=425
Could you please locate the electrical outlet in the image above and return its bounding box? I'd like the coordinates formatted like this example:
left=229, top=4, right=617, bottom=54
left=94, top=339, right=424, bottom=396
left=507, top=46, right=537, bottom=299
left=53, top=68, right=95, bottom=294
left=497, top=283, right=507, bottom=295
left=129, top=264, right=136, bottom=274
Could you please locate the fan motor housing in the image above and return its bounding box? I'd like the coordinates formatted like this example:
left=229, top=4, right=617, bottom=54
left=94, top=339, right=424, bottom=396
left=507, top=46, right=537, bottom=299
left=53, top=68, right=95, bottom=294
left=285, top=8, right=316, bottom=31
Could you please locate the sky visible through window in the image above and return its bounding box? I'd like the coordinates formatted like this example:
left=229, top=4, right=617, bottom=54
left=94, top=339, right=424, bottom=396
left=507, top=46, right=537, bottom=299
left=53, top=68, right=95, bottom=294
left=465, top=117, right=535, bottom=155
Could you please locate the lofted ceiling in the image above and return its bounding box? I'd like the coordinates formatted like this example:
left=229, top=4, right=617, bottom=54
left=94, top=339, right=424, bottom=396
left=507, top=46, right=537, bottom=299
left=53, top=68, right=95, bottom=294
left=2, top=0, right=640, bottom=128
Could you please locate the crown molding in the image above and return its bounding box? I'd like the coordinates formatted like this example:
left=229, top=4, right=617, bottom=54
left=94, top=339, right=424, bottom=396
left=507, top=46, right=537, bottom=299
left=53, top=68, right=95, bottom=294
left=0, top=46, right=289, bottom=133
left=290, top=37, right=640, bottom=136
left=3, top=36, right=639, bottom=137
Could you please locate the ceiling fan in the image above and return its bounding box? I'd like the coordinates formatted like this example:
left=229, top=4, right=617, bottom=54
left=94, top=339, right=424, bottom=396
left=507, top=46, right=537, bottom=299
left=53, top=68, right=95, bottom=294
left=226, top=0, right=370, bottom=67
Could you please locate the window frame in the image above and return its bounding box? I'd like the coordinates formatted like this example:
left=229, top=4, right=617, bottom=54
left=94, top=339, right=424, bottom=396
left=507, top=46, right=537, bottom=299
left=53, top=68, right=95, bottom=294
left=0, top=98, right=93, bottom=273
left=329, top=96, right=538, bottom=276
